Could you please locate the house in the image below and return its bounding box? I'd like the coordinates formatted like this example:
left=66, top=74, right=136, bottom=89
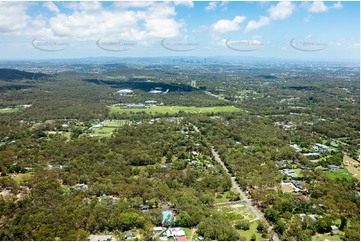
left=331, top=225, right=339, bottom=232
left=327, top=165, right=339, bottom=171
left=166, top=228, right=186, bottom=240
left=141, top=205, right=149, bottom=212
left=175, top=235, right=187, bottom=241
left=290, top=144, right=302, bottom=152
left=344, top=159, right=360, bottom=168
left=313, top=143, right=331, bottom=153
left=125, top=104, right=146, bottom=109
left=125, top=231, right=134, bottom=240
left=291, top=180, right=303, bottom=189
left=116, top=89, right=133, bottom=95
left=71, top=183, right=88, bottom=190
left=88, top=235, right=112, bottom=241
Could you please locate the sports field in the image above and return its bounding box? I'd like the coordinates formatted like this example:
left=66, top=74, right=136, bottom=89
left=109, top=105, right=241, bottom=115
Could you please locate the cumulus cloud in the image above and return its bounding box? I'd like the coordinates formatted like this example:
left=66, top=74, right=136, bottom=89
left=0, top=2, right=29, bottom=33
left=308, top=1, right=328, bottom=13
left=332, top=1, right=343, bottom=9
left=244, top=16, right=270, bottom=33
left=205, top=2, right=217, bottom=11
left=213, top=16, right=246, bottom=33
left=0, top=1, right=185, bottom=44
left=244, top=1, right=294, bottom=33
left=174, top=1, right=194, bottom=8
left=268, top=1, right=295, bottom=20
left=43, top=2, right=60, bottom=14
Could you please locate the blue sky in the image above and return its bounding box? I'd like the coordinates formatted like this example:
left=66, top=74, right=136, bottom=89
left=0, top=1, right=359, bottom=61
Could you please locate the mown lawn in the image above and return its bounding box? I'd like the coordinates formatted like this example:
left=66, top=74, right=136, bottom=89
left=0, top=108, right=21, bottom=113
left=312, top=233, right=341, bottom=241
left=109, top=105, right=241, bottom=115
left=237, top=221, right=266, bottom=241
left=325, top=168, right=353, bottom=180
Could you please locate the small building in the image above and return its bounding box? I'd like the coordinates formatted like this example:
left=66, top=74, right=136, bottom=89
left=327, top=165, right=339, bottom=171
left=71, top=183, right=88, bottom=190
left=291, top=180, right=303, bottom=189
left=141, top=205, right=149, bottom=212
left=125, top=231, right=134, bottom=240
left=89, top=235, right=112, bottom=241
left=116, top=89, right=133, bottom=95
left=125, top=104, right=146, bottom=109
left=331, top=225, right=339, bottom=232
left=175, top=235, right=187, bottom=241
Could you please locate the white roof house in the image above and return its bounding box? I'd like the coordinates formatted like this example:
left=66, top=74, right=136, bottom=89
left=116, top=89, right=133, bottom=95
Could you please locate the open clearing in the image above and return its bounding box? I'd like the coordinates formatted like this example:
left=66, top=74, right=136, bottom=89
left=109, top=105, right=241, bottom=115
left=325, top=168, right=353, bottom=180
left=0, top=108, right=21, bottom=113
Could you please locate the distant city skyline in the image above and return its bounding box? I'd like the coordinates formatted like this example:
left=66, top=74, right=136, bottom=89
left=0, top=1, right=359, bottom=61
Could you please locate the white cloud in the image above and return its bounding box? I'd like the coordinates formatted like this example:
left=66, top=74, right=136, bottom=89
left=244, top=16, right=270, bottom=33
left=145, top=18, right=182, bottom=38
left=332, top=1, right=343, bottom=9
left=44, top=2, right=60, bottom=14
left=308, top=1, right=328, bottom=13
left=112, top=1, right=155, bottom=9
left=0, top=2, right=29, bottom=34
left=252, top=35, right=262, bottom=39
left=174, top=1, right=194, bottom=8
left=212, top=16, right=246, bottom=33
left=205, top=2, right=217, bottom=11
left=268, top=1, right=295, bottom=20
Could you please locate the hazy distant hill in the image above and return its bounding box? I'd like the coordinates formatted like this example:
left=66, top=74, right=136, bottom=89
left=0, top=68, right=48, bottom=81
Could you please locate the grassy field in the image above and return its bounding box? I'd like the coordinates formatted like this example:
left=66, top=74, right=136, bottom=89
left=109, top=105, right=241, bottom=115
left=14, top=173, right=33, bottom=185
left=345, top=166, right=360, bottom=180
left=92, top=127, right=116, bottom=137
left=215, top=191, right=231, bottom=203
left=0, top=108, right=21, bottom=113
left=281, top=183, right=294, bottom=192
left=312, top=233, right=341, bottom=241
left=237, top=221, right=266, bottom=241
left=325, top=168, right=353, bottom=180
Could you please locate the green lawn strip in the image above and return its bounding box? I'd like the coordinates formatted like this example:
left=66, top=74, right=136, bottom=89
left=237, top=221, right=265, bottom=241
left=0, top=108, right=21, bottom=113
left=294, top=169, right=303, bottom=178
left=183, top=228, right=192, bottom=240
left=312, top=233, right=341, bottom=241
left=109, top=105, right=240, bottom=115
left=344, top=165, right=360, bottom=180
left=215, top=191, right=231, bottom=203
left=104, top=119, right=128, bottom=127
left=325, top=168, right=353, bottom=180
left=93, top=127, right=116, bottom=137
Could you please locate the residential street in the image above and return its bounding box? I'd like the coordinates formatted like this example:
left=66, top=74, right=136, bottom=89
left=211, top=147, right=280, bottom=241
